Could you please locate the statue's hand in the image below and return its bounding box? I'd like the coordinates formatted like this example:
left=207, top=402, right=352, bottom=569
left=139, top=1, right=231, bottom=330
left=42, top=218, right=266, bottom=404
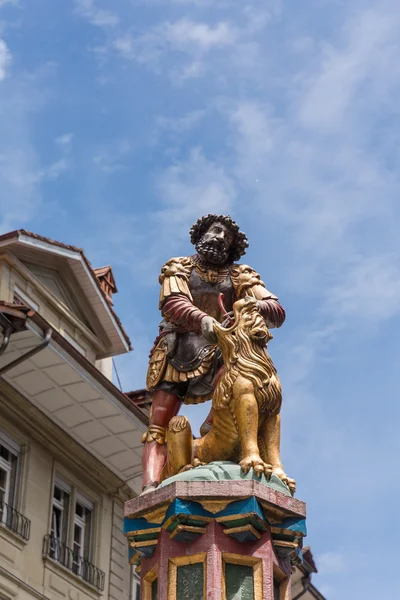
left=201, top=316, right=218, bottom=343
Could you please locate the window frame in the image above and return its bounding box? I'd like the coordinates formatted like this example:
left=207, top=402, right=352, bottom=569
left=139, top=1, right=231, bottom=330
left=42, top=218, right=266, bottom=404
left=50, top=477, right=71, bottom=560
left=167, top=553, right=206, bottom=600
left=0, top=430, right=21, bottom=516
left=72, top=492, right=94, bottom=576
left=221, top=553, right=263, bottom=600
left=49, top=472, right=97, bottom=569
left=272, top=563, right=289, bottom=600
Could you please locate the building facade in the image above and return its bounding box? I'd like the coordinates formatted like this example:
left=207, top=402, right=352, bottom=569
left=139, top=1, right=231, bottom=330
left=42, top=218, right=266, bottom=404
left=0, top=230, right=146, bottom=600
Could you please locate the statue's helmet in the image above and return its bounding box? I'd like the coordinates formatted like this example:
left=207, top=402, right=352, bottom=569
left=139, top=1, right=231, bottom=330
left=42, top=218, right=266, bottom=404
left=190, top=214, right=249, bottom=264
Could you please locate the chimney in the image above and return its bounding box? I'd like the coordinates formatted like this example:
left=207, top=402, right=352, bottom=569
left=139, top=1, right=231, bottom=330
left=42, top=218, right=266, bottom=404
left=94, top=266, right=118, bottom=306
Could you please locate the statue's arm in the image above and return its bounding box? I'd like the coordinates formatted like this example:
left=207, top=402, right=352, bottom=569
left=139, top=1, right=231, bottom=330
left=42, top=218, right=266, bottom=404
left=257, top=298, right=285, bottom=329
left=162, top=295, right=207, bottom=332
left=231, top=264, right=286, bottom=329
left=158, top=257, right=209, bottom=332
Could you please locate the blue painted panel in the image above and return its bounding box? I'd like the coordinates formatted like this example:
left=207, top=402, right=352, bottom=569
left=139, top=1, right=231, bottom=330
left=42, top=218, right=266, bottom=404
left=124, top=517, right=159, bottom=534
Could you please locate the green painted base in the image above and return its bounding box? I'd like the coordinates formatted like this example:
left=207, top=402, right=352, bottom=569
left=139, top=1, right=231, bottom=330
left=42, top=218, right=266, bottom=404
left=159, top=461, right=291, bottom=496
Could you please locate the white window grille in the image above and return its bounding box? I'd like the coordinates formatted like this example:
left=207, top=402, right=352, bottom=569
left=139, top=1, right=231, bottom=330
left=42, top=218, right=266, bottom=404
left=72, top=494, right=93, bottom=576
left=50, top=478, right=71, bottom=561
left=0, top=433, right=19, bottom=525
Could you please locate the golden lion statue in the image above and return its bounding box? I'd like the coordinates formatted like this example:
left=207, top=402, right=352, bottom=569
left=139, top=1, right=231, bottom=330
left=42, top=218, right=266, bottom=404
left=161, top=296, right=296, bottom=494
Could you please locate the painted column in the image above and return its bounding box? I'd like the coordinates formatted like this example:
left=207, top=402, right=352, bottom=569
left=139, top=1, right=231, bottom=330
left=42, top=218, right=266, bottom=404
left=124, top=471, right=306, bottom=600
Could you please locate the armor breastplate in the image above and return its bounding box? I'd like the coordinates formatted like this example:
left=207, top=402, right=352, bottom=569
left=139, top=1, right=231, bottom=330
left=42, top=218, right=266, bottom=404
left=189, top=268, right=234, bottom=322
left=168, top=267, right=234, bottom=372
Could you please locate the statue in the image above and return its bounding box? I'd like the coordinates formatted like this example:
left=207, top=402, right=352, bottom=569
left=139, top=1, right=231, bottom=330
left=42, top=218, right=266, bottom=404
left=161, top=296, right=295, bottom=494
left=142, top=214, right=291, bottom=493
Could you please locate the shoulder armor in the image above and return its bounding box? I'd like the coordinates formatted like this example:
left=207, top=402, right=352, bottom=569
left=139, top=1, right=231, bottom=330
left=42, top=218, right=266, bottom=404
left=231, top=264, right=278, bottom=301
left=159, top=256, right=194, bottom=308
left=159, top=256, right=193, bottom=285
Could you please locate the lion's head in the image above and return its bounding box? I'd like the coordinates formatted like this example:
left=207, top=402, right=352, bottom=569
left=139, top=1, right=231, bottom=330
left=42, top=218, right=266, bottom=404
left=213, top=297, right=279, bottom=411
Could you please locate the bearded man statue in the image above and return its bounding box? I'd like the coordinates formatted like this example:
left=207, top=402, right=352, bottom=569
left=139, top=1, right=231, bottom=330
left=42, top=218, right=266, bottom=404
left=142, top=214, right=285, bottom=492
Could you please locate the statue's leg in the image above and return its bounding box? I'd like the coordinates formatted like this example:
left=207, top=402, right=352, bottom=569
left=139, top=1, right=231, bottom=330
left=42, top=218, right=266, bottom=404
left=262, top=414, right=296, bottom=494
left=161, top=416, right=194, bottom=480
left=233, top=377, right=272, bottom=478
left=141, top=389, right=181, bottom=491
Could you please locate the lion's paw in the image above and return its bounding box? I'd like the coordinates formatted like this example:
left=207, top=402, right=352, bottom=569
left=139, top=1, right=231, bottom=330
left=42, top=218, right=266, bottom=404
left=272, top=466, right=296, bottom=495
left=240, top=455, right=272, bottom=478
left=178, top=458, right=206, bottom=474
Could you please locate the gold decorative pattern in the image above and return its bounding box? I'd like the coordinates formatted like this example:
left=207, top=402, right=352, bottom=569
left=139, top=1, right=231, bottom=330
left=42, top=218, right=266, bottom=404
left=163, top=346, right=215, bottom=386
left=198, top=499, right=234, bottom=514
left=131, top=539, right=158, bottom=550
left=141, top=425, right=166, bottom=445
left=193, top=259, right=230, bottom=284
left=168, top=524, right=207, bottom=540
left=140, top=503, right=171, bottom=525
left=159, top=256, right=194, bottom=308
left=143, top=565, right=158, bottom=600
left=127, top=527, right=161, bottom=544
left=230, top=264, right=277, bottom=301
left=146, top=337, right=168, bottom=390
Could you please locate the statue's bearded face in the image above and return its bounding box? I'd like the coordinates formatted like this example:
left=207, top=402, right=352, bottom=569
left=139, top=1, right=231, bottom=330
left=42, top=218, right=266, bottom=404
left=195, top=221, right=234, bottom=266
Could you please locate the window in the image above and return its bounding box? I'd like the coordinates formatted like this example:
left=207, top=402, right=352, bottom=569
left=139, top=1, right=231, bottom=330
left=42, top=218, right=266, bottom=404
left=45, top=477, right=103, bottom=590
left=72, top=494, right=93, bottom=576
left=0, top=431, right=30, bottom=540
left=50, top=479, right=71, bottom=560
left=0, top=441, right=18, bottom=512
left=168, top=555, right=205, bottom=600
left=222, top=554, right=263, bottom=600
left=0, top=432, right=19, bottom=525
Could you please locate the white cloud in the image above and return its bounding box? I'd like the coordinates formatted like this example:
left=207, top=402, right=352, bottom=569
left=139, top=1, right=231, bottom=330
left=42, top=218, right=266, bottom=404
left=299, top=10, right=400, bottom=131
left=0, top=0, right=17, bottom=5
left=158, top=18, right=236, bottom=49
left=155, top=110, right=205, bottom=134
left=114, top=18, right=237, bottom=67
left=324, top=254, right=400, bottom=322
left=55, top=132, right=74, bottom=146
left=0, top=39, right=11, bottom=80
left=42, top=158, right=70, bottom=180
left=74, top=0, right=118, bottom=28
left=156, top=147, right=236, bottom=229
left=112, top=11, right=267, bottom=82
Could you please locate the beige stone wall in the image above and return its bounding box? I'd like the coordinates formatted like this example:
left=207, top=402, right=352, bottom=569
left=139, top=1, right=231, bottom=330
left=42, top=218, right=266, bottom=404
left=0, top=408, right=131, bottom=600
left=108, top=498, right=131, bottom=600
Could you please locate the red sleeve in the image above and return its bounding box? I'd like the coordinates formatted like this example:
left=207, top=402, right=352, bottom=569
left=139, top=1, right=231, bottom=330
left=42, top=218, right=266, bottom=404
left=162, top=295, right=208, bottom=332
left=258, top=299, right=286, bottom=328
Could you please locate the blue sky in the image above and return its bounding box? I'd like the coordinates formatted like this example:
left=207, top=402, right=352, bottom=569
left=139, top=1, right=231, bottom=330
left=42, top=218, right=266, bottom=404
left=1, top=0, right=400, bottom=597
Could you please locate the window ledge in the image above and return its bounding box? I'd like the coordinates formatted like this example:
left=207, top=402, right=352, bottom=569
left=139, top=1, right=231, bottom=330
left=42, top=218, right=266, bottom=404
left=43, top=556, right=104, bottom=597
left=0, top=521, right=28, bottom=550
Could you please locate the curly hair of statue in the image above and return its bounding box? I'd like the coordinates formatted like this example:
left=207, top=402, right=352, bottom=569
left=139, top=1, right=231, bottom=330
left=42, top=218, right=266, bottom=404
left=189, top=214, right=249, bottom=263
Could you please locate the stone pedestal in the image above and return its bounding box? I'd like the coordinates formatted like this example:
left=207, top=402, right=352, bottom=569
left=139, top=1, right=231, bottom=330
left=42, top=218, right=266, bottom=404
left=124, top=464, right=306, bottom=600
